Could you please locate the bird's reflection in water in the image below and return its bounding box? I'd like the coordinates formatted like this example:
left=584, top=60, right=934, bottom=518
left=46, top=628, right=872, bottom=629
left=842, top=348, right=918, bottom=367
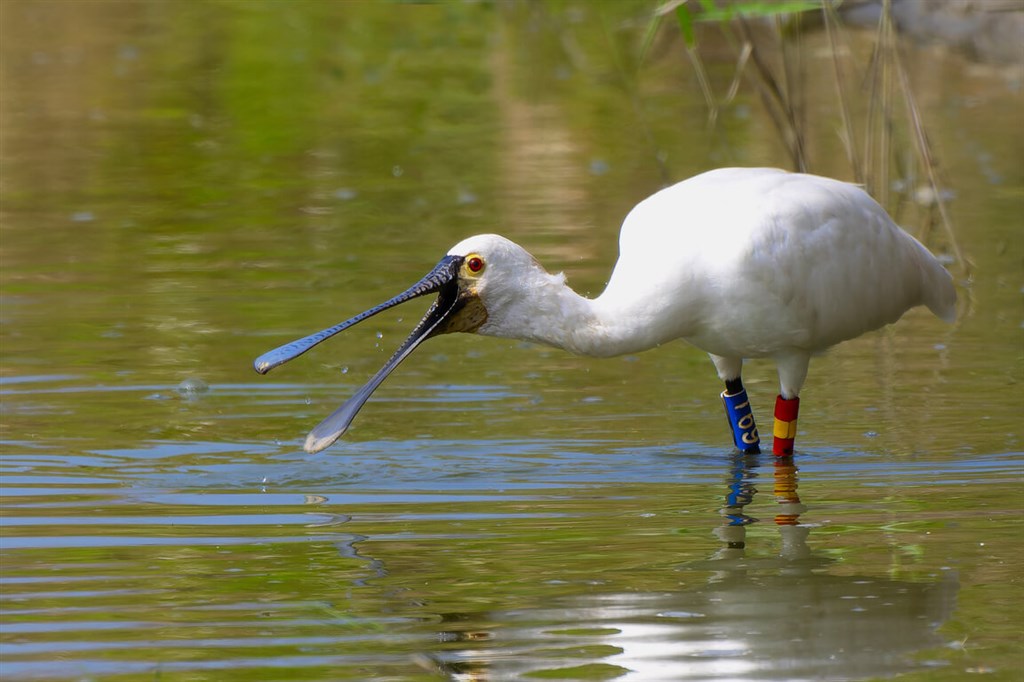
left=428, top=452, right=959, bottom=681
left=712, top=452, right=813, bottom=564
left=719, top=451, right=760, bottom=528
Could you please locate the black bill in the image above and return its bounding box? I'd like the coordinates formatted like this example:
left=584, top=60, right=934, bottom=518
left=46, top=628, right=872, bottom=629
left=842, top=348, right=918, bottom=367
left=253, top=254, right=474, bottom=453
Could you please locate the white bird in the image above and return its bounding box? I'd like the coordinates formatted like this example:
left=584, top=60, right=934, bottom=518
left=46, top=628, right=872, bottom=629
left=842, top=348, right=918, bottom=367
left=255, top=167, right=957, bottom=455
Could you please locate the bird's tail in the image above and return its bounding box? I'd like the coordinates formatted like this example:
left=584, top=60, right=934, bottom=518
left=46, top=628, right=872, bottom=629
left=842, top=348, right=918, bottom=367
left=919, top=245, right=958, bottom=323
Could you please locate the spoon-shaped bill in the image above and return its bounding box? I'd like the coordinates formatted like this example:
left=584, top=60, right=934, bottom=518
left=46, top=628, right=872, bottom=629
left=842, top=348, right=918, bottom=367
left=253, top=255, right=463, bottom=375
left=303, top=293, right=460, bottom=453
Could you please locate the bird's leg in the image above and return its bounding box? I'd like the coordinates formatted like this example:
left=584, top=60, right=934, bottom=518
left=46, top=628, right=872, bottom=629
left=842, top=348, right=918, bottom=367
left=773, top=352, right=809, bottom=457
left=772, top=395, right=800, bottom=456
left=721, top=377, right=761, bottom=454
left=710, top=355, right=761, bottom=454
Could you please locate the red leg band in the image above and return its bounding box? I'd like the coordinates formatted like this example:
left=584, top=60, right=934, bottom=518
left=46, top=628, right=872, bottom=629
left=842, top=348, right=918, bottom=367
left=772, top=395, right=800, bottom=457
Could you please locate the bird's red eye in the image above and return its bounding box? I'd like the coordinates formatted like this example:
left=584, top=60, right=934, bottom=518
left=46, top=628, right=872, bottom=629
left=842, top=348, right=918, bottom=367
left=467, top=256, right=484, bottom=273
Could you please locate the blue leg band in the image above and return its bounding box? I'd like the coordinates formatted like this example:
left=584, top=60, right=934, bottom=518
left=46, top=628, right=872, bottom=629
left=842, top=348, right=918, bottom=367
left=721, top=389, right=761, bottom=454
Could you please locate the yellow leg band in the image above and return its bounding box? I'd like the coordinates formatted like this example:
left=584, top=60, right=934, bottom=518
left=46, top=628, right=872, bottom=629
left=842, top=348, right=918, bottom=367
left=773, top=418, right=797, bottom=439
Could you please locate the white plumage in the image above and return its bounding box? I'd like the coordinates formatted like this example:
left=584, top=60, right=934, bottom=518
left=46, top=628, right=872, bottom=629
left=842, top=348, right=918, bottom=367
left=455, top=168, right=954, bottom=396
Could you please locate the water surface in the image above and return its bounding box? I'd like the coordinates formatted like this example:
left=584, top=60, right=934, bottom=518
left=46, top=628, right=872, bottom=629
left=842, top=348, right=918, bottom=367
left=1, top=2, right=1022, bottom=680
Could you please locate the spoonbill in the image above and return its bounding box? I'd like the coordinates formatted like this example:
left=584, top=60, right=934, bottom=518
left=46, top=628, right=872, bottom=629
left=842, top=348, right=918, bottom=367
left=255, top=167, right=956, bottom=455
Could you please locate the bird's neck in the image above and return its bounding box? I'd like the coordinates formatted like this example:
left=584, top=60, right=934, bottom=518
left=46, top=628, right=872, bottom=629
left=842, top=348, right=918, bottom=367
left=478, top=270, right=666, bottom=358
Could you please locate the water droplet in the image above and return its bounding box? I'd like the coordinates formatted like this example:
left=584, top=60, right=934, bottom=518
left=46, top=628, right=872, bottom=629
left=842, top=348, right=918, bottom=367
left=375, top=331, right=383, bottom=339
left=176, top=377, right=209, bottom=395
left=340, top=366, right=349, bottom=374
left=589, top=158, right=609, bottom=175
left=391, top=165, right=404, bottom=177
left=118, top=45, right=139, bottom=61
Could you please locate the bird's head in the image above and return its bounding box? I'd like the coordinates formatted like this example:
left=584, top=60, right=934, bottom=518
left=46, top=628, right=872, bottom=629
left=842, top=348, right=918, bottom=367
left=442, top=233, right=556, bottom=325
left=252, top=233, right=543, bottom=452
